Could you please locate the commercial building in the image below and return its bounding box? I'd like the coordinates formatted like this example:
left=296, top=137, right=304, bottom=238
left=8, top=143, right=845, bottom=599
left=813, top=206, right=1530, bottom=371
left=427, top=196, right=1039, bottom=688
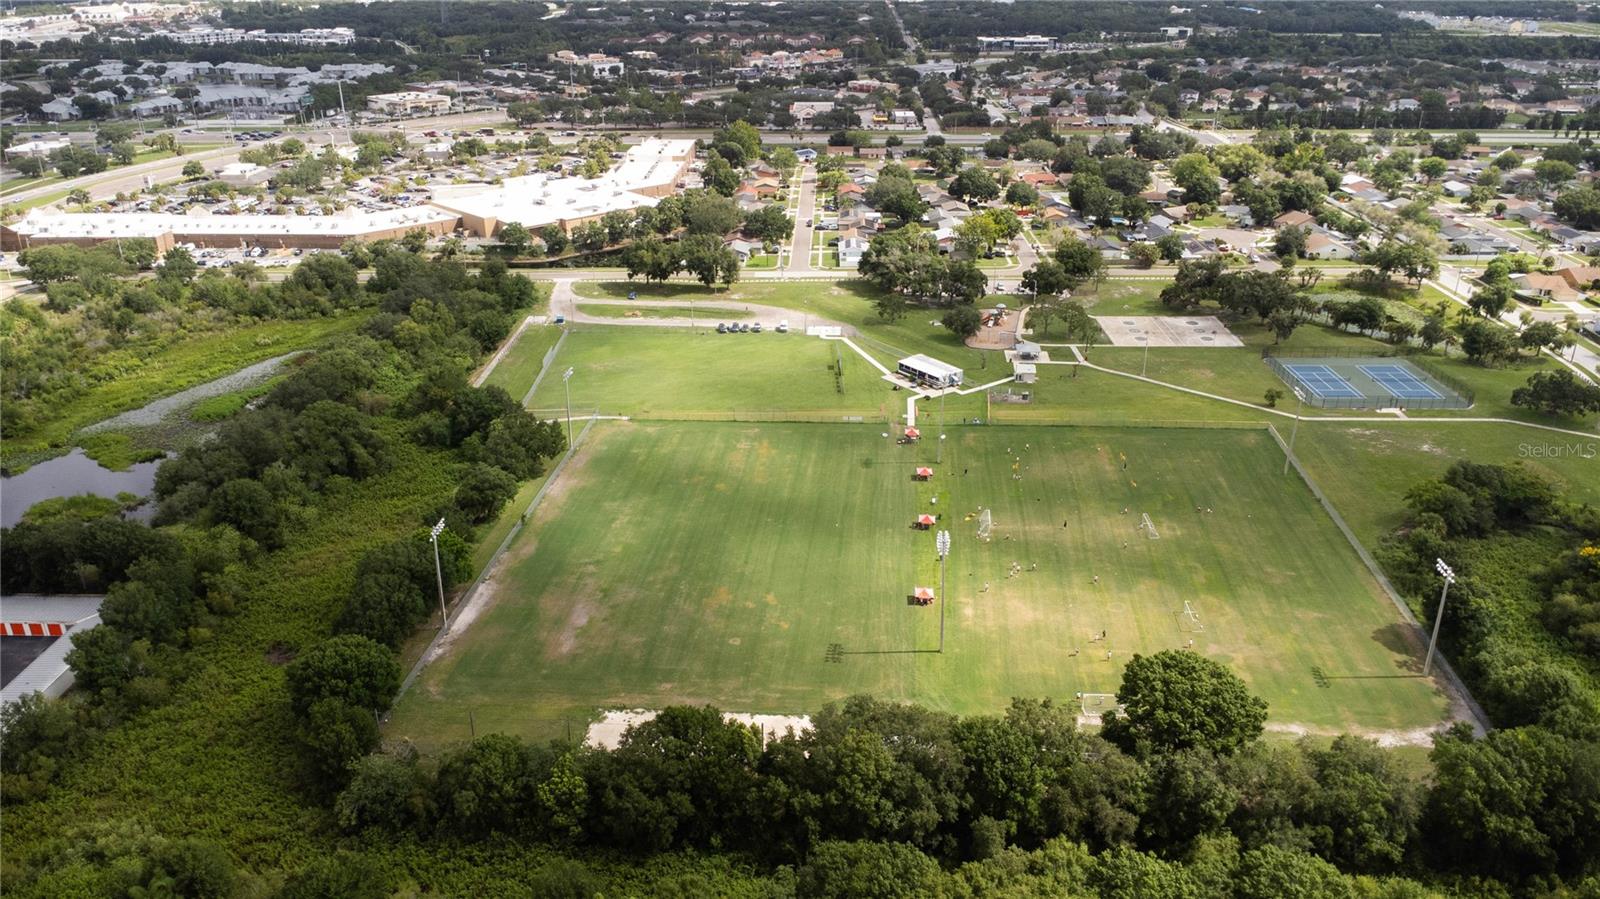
left=2, top=139, right=697, bottom=251
left=366, top=91, right=452, bottom=116
left=2, top=206, right=459, bottom=253
left=429, top=138, right=696, bottom=238
left=977, top=35, right=1059, bottom=53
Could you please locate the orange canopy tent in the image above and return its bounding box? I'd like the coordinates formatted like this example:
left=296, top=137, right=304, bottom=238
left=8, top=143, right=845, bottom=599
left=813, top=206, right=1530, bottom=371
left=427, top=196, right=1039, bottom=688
left=915, top=514, right=935, bottom=529
left=914, top=466, right=934, bottom=480
left=904, top=426, right=921, bottom=440
left=913, top=587, right=936, bottom=605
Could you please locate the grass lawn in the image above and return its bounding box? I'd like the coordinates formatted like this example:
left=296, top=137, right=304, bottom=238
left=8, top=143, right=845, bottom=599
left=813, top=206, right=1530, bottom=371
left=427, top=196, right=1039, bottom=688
left=481, top=323, right=564, bottom=399
left=528, top=327, right=893, bottom=418
left=575, top=303, right=752, bottom=321
left=1070, top=279, right=1174, bottom=317
left=570, top=279, right=994, bottom=371
left=386, top=421, right=1452, bottom=749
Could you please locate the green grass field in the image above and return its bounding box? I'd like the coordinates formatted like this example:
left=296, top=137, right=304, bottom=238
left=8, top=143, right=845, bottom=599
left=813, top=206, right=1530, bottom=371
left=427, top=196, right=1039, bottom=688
left=386, top=421, right=1452, bottom=748
left=527, top=327, right=896, bottom=418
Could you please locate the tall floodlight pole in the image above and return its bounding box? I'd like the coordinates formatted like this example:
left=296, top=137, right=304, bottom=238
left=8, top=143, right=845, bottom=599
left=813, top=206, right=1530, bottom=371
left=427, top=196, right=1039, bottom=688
left=936, top=530, right=951, bottom=653
left=1282, top=386, right=1306, bottom=476
left=562, top=366, right=575, bottom=448
left=936, top=390, right=947, bottom=464
left=1140, top=335, right=1151, bottom=377
left=430, top=518, right=449, bottom=629
left=1424, top=558, right=1456, bottom=676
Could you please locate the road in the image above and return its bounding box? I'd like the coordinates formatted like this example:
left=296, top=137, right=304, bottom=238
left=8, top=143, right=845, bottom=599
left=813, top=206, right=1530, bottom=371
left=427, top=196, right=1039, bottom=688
left=884, top=0, right=919, bottom=54
left=787, top=166, right=818, bottom=273
left=1434, top=264, right=1598, bottom=382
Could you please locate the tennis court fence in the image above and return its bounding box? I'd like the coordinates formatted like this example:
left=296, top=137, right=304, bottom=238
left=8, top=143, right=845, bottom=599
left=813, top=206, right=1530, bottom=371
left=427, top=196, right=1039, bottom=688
left=1262, top=347, right=1474, bottom=411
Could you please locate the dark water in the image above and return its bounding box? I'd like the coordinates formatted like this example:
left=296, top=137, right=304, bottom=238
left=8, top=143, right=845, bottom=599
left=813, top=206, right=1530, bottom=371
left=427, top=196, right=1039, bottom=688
left=0, top=449, right=160, bottom=529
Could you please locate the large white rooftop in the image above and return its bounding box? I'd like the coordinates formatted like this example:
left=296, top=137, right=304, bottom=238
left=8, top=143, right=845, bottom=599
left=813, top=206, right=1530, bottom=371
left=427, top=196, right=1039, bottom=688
left=10, top=205, right=458, bottom=240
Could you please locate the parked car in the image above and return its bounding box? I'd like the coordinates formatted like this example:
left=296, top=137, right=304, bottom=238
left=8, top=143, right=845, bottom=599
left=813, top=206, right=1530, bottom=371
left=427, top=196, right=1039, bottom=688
left=776, top=320, right=789, bottom=333
left=752, top=323, right=763, bottom=333
left=716, top=322, right=728, bottom=333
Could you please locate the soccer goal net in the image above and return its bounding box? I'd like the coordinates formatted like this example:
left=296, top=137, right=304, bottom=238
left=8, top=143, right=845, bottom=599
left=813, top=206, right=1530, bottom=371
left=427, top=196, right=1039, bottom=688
left=1077, top=692, right=1123, bottom=718
left=1178, top=601, right=1205, bottom=633
left=976, top=508, right=993, bottom=542
left=1140, top=512, right=1160, bottom=539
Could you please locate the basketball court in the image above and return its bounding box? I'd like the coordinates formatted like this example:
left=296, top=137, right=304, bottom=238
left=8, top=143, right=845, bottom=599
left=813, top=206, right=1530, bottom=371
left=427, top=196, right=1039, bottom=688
left=1093, top=315, right=1244, bottom=347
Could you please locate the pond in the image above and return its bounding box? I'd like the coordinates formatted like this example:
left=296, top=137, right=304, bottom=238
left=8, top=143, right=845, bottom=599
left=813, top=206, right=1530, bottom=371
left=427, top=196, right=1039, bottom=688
left=0, top=449, right=161, bottom=529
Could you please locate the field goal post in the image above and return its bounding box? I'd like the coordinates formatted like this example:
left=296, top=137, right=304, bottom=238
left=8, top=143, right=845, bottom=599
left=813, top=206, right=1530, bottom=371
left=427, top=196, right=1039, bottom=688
left=976, top=508, right=993, bottom=542
left=1178, top=600, right=1204, bottom=633
left=1077, top=692, right=1122, bottom=719
left=1140, top=512, right=1160, bottom=540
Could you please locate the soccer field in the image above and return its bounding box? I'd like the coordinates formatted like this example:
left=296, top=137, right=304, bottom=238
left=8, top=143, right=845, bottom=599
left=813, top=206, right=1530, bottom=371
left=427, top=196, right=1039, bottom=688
left=386, top=421, right=1451, bottom=747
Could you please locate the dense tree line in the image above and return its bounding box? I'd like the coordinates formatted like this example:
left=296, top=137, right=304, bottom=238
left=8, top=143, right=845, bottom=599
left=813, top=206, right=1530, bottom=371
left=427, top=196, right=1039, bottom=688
left=312, top=649, right=1600, bottom=896
left=1, top=246, right=563, bottom=808
left=1383, top=461, right=1600, bottom=735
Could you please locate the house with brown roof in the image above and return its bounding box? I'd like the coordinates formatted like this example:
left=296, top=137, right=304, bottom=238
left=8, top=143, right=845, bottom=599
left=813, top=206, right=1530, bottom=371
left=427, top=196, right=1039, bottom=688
left=1556, top=265, right=1600, bottom=292
left=1511, top=272, right=1583, bottom=305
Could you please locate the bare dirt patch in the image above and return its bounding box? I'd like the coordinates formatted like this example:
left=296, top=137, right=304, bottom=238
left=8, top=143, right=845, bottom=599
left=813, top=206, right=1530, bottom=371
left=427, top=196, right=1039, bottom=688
left=585, top=709, right=813, bottom=749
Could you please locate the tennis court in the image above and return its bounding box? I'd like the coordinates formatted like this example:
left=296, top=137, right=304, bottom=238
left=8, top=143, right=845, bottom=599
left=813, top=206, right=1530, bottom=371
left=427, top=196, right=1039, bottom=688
left=1265, top=354, right=1471, bottom=410
left=1282, top=364, right=1363, bottom=399
left=1358, top=364, right=1444, bottom=400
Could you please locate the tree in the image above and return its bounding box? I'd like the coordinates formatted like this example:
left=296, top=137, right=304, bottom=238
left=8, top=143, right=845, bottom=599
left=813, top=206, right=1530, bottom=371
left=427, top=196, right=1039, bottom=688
left=208, top=478, right=283, bottom=548
left=1004, top=180, right=1039, bottom=207
left=949, top=166, right=1000, bottom=203
left=181, top=160, right=205, bottom=179
left=1020, top=259, right=1072, bottom=298
left=454, top=463, right=518, bottom=522
left=714, top=119, right=762, bottom=161
left=1172, top=153, right=1222, bottom=206
left=1273, top=225, right=1308, bottom=259
left=1423, top=725, right=1600, bottom=881
left=159, top=246, right=197, bottom=284
left=1155, top=233, right=1185, bottom=263
left=1455, top=319, right=1518, bottom=366
left=284, top=635, right=401, bottom=716
left=941, top=303, right=983, bottom=340
left=1534, top=159, right=1578, bottom=189
left=300, top=697, right=380, bottom=789
left=1102, top=650, right=1267, bottom=756
left=540, top=225, right=569, bottom=256
left=1235, top=846, right=1354, bottom=899
left=1511, top=370, right=1600, bottom=417
left=1054, top=237, right=1104, bottom=288
left=1128, top=242, right=1159, bottom=269
left=702, top=154, right=739, bottom=196
left=1553, top=185, right=1600, bottom=229
left=497, top=222, right=532, bottom=257
left=866, top=174, right=928, bottom=222
left=279, top=852, right=393, bottom=899
left=16, top=245, right=88, bottom=284
left=1417, top=156, right=1449, bottom=182
left=1098, top=156, right=1152, bottom=195
left=684, top=193, right=744, bottom=236
left=796, top=841, right=942, bottom=899
left=742, top=205, right=792, bottom=243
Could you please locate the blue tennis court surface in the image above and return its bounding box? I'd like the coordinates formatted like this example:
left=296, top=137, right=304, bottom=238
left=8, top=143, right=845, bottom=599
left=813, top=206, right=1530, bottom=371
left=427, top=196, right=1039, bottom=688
left=1358, top=364, right=1443, bottom=400
left=1282, top=364, right=1362, bottom=398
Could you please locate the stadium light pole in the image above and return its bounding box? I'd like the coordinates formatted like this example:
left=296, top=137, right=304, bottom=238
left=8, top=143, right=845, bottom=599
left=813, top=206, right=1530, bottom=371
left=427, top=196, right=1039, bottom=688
left=1282, top=386, right=1306, bottom=476
left=562, top=366, right=575, bottom=448
left=936, top=390, right=947, bottom=463
left=936, top=530, right=951, bottom=653
left=1424, top=558, right=1456, bottom=677
left=430, top=518, right=449, bottom=629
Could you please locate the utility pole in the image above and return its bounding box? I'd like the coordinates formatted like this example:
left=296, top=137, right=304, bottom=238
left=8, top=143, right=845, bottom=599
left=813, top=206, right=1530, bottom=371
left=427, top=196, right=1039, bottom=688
left=1282, top=386, right=1306, bottom=475
left=429, top=518, right=449, bottom=629
left=1140, top=334, right=1150, bottom=377
left=1424, top=558, right=1455, bottom=676
left=936, top=530, right=951, bottom=653
left=562, top=366, right=575, bottom=448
